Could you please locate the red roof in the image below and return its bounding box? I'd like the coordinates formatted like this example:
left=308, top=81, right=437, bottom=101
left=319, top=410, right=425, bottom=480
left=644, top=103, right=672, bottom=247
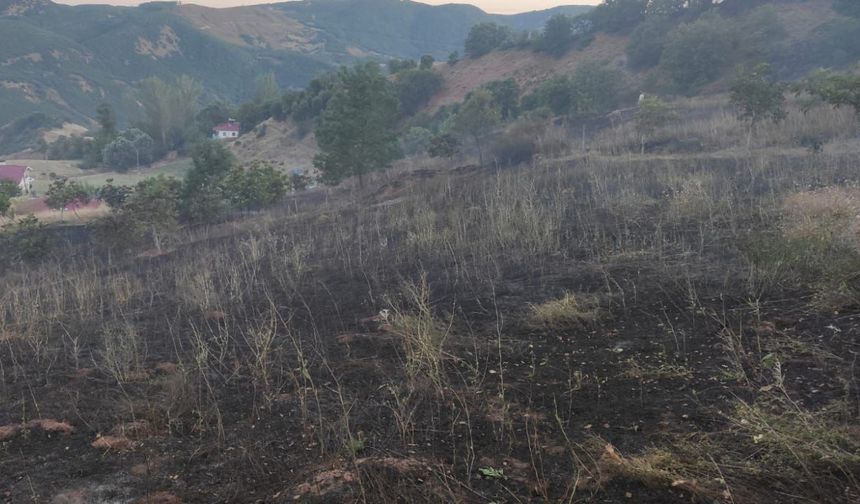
left=213, top=121, right=240, bottom=133
left=0, top=165, right=28, bottom=183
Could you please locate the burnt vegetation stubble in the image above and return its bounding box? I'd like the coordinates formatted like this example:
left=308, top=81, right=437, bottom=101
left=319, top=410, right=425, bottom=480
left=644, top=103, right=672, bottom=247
left=1, top=97, right=860, bottom=503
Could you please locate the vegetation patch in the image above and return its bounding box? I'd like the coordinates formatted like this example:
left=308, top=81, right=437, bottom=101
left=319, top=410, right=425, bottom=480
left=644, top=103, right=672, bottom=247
left=527, top=292, right=601, bottom=330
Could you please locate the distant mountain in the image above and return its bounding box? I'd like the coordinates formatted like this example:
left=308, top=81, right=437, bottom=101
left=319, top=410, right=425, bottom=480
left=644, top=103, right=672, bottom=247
left=270, top=0, right=592, bottom=60
left=0, top=0, right=591, bottom=154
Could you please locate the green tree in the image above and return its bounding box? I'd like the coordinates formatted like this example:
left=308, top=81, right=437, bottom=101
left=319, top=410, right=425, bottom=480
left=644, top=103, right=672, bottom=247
left=730, top=63, right=786, bottom=147
left=634, top=96, right=675, bottom=153
left=102, top=137, right=137, bottom=171
left=96, top=103, right=117, bottom=138
left=99, top=180, right=132, bottom=209
left=389, top=59, right=417, bottom=75
left=660, top=13, right=735, bottom=93
left=428, top=133, right=460, bottom=159
left=0, top=215, right=50, bottom=262
left=0, top=180, right=18, bottom=217
left=139, top=75, right=202, bottom=152
left=589, top=0, right=647, bottom=33
left=524, top=76, right=574, bottom=116
left=538, top=14, right=574, bottom=57
left=626, top=16, right=671, bottom=69
left=125, top=175, right=182, bottom=253
left=314, top=63, right=400, bottom=187
left=0, top=195, right=10, bottom=218
left=396, top=69, right=444, bottom=116
left=224, top=161, right=287, bottom=211
left=289, top=171, right=311, bottom=192
left=798, top=70, right=860, bottom=116
left=0, top=180, right=20, bottom=200
left=465, top=23, right=513, bottom=58
left=401, top=127, right=434, bottom=156
left=45, top=178, right=90, bottom=221
left=453, top=90, right=501, bottom=166
left=83, top=103, right=119, bottom=168
left=448, top=51, right=460, bottom=66
left=254, top=72, right=280, bottom=103
left=181, top=140, right=236, bottom=222
left=419, top=55, right=435, bottom=70
left=569, top=61, right=624, bottom=117
left=483, top=79, right=520, bottom=120
left=102, top=129, right=155, bottom=171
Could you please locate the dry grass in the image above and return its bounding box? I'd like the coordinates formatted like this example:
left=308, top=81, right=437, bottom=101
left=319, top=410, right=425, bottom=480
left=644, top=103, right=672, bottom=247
left=783, top=186, right=860, bottom=254
left=527, top=293, right=600, bottom=331
left=389, top=275, right=451, bottom=392
left=2, top=93, right=860, bottom=503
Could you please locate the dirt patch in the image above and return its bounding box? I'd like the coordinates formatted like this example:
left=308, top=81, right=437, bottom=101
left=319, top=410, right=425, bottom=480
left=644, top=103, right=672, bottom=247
left=0, top=419, right=74, bottom=441
left=42, top=122, right=89, bottom=143
left=154, top=362, right=178, bottom=374
left=2, top=52, right=43, bottom=66
left=91, top=435, right=135, bottom=451
left=0, top=424, right=21, bottom=441
left=136, top=26, right=182, bottom=59
left=179, top=4, right=321, bottom=53
left=0, top=81, right=40, bottom=102
left=429, top=33, right=632, bottom=111
left=51, top=488, right=88, bottom=504
left=228, top=118, right=318, bottom=170
left=293, top=468, right=356, bottom=499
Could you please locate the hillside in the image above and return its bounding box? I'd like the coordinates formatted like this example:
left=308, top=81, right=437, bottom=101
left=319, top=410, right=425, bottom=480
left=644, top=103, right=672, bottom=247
left=0, top=0, right=591, bottom=155
left=430, top=0, right=850, bottom=109
left=233, top=0, right=856, bottom=168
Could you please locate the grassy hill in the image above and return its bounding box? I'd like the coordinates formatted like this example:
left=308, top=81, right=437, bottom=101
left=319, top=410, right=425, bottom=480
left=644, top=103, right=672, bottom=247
left=0, top=0, right=591, bottom=155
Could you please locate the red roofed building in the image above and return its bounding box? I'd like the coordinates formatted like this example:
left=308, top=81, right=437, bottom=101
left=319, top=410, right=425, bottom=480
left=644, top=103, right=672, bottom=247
left=212, top=120, right=240, bottom=140
left=0, top=164, right=33, bottom=195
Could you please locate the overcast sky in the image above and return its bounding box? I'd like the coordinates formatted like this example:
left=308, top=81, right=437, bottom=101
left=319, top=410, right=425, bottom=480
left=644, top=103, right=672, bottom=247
left=55, top=1, right=601, bottom=15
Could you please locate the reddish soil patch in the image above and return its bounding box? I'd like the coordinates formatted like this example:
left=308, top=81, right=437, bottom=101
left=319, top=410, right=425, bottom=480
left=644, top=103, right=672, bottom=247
left=50, top=488, right=88, bottom=504
left=27, top=419, right=75, bottom=435
left=91, top=435, right=134, bottom=451
left=0, top=419, right=74, bottom=442
left=0, top=424, right=21, bottom=441
left=154, top=362, right=178, bottom=374
left=293, top=468, right=356, bottom=499
left=130, top=459, right=161, bottom=477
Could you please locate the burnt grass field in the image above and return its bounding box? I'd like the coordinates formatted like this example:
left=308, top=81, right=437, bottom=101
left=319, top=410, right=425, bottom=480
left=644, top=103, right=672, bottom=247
left=2, top=101, right=860, bottom=503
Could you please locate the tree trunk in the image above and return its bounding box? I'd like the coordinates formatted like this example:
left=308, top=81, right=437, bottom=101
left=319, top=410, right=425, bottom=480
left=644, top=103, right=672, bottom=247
left=474, top=134, right=484, bottom=167
left=152, top=224, right=162, bottom=254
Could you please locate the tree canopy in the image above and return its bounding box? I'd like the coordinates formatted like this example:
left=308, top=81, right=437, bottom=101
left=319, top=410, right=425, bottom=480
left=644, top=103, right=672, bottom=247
left=396, top=69, right=444, bottom=116
left=314, top=63, right=400, bottom=187
left=453, top=89, right=501, bottom=166
left=465, top=23, right=514, bottom=58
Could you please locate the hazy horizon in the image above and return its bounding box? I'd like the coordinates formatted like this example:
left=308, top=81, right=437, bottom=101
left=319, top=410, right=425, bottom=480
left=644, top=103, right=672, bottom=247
left=53, top=0, right=601, bottom=15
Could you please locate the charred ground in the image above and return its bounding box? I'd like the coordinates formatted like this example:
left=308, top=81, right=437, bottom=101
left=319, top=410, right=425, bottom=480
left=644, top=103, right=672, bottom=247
left=2, top=97, right=860, bottom=503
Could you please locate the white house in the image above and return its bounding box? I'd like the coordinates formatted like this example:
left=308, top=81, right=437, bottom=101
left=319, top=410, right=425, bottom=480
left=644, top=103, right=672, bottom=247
left=212, top=120, right=240, bottom=140
left=0, top=164, right=34, bottom=196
